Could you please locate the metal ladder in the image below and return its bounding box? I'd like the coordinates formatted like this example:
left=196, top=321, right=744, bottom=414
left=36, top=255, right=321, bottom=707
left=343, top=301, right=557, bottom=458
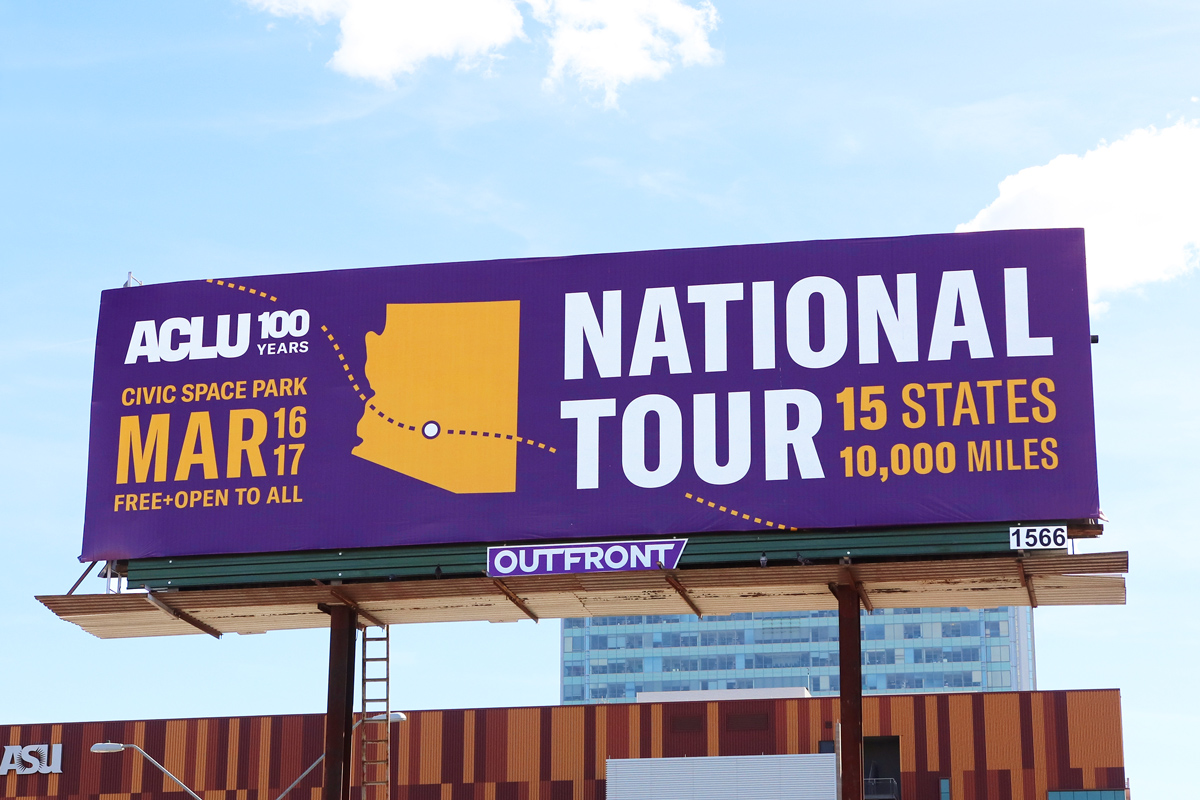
left=359, top=625, right=391, bottom=800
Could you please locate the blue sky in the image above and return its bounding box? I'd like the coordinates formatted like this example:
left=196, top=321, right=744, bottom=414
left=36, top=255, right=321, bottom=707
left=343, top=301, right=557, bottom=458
left=3, top=1, right=1199, bottom=794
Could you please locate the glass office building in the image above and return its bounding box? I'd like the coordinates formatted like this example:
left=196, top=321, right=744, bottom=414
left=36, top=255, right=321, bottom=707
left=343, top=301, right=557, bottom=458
left=561, top=607, right=1035, bottom=703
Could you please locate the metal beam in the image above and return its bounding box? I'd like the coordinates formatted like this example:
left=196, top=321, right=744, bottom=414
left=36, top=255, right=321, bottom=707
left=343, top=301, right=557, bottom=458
left=67, top=561, right=97, bottom=595
left=144, top=592, right=222, bottom=639
left=1016, top=559, right=1039, bottom=608
left=323, top=605, right=357, bottom=800
left=663, top=572, right=704, bottom=618
left=492, top=579, right=539, bottom=622
left=839, top=566, right=873, bottom=613
left=835, top=582, right=864, bottom=800
left=328, top=588, right=387, bottom=628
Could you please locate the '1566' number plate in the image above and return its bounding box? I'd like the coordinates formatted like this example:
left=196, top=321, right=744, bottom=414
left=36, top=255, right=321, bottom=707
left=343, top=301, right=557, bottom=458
left=1009, top=526, right=1068, bottom=550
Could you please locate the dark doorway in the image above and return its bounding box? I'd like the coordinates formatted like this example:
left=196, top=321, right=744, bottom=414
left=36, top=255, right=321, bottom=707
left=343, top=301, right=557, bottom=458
left=863, top=736, right=901, bottom=800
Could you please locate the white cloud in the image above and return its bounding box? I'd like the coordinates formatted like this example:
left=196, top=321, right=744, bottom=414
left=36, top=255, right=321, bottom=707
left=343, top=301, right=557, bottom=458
left=957, top=121, right=1200, bottom=303
left=249, top=0, right=525, bottom=84
left=247, top=0, right=719, bottom=103
left=250, top=0, right=347, bottom=24
left=528, top=0, right=720, bottom=108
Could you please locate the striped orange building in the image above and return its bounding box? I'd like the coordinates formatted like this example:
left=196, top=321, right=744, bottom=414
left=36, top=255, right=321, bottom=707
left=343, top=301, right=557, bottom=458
left=1, top=689, right=1124, bottom=800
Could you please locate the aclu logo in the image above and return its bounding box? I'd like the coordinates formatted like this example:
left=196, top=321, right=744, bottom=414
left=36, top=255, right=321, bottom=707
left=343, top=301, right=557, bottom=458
left=0, top=744, right=63, bottom=775
left=124, top=309, right=311, bottom=364
left=125, top=314, right=252, bottom=364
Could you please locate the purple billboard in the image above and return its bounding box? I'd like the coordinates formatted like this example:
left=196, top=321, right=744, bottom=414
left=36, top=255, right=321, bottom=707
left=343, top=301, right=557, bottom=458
left=81, top=229, right=1100, bottom=561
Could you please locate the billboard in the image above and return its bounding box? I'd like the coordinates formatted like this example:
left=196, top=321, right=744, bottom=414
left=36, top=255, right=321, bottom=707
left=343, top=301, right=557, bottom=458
left=82, top=229, right=1099, bottom=561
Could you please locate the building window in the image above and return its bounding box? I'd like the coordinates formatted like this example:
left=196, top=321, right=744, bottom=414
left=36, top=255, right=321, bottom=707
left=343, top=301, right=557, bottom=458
left=939, top=778, right=950, bottom=800
left=748, top=652, right=830, bottom=670
left=987, top=671, right=1011, bottom=688
left=700, top=630, right=745, bottom=646
left=655, top=632, right=701, bottom=648
left=863, top=649, right=894, bottom=665
left=758, top=626, right=837, bottom=644
left=941, top=621, right=981, bottom=637
left=984, top=620, right=1009, bottom=637
left=911, top=646, right=980, bottom=664
left=1046, top=792, right=1125, bottom=800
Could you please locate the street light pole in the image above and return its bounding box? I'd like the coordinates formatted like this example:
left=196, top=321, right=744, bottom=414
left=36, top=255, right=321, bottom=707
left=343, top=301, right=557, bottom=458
left=90, top=743, right=203, bottom=800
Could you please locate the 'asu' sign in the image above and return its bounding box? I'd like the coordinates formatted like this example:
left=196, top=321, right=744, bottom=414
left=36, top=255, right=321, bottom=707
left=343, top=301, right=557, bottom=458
left=81, top=230, right=1100, bottom=561
left=1, top=745, right=62, bottom=775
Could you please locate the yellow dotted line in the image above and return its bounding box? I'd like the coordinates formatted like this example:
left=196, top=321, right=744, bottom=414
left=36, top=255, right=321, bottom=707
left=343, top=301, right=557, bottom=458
left=684, top=492, right=798, bottom=531
left=320, top=325, right=556, bottom=453
left=321, top=325, right=369, bottom=402
left=206, top=278, right=278, bottom=302
left=442, top=427, right=557, bottom=452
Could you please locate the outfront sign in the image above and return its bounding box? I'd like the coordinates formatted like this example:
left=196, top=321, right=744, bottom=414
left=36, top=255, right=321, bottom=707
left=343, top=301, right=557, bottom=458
left=487, top=539, right=687, bottom=577
left=82, top=230, right=1100, bottom=561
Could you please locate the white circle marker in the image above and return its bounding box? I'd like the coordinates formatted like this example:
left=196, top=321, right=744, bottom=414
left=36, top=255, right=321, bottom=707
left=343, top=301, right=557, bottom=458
left=422, top=421, right=440, bottom=439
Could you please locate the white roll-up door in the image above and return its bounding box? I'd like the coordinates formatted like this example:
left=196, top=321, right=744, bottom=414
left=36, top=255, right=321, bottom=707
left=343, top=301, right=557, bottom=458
left=606, top=753, right=836, bottom=800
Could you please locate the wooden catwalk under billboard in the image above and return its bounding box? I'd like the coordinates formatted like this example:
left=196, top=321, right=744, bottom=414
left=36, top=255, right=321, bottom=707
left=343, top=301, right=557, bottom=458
left=39, top=550, right=1125, bottom=639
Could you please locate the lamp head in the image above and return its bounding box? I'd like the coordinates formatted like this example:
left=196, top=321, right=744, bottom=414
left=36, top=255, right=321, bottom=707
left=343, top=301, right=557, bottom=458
left=366, top=712, right=407, bottom=722
left=91, top=743, right=126, bottom=754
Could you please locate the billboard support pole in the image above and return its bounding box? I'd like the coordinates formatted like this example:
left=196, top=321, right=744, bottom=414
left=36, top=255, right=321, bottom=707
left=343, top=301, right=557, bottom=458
left=835, top=582, right=863, bottom=800
left=324, top=605, right=358, bottom=800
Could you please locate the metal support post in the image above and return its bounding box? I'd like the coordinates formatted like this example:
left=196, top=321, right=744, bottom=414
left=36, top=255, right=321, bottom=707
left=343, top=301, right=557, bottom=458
left=836, top=583, right=863, bottom=800
left=324, top=606, right=358, bottom=800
